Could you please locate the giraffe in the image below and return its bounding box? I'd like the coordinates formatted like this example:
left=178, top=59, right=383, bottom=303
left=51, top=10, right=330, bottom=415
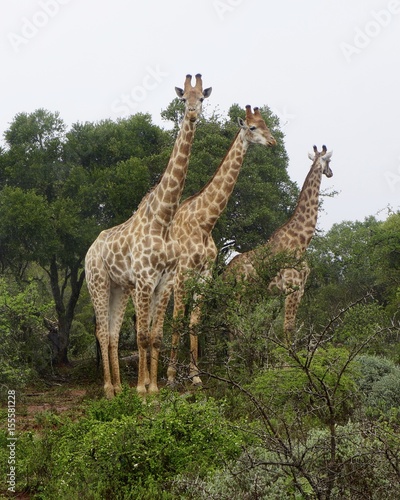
left=166, top=105, right=277, bottom=387
left=227, top=145, right=333, bottom=342
left=85, top=74, right=212, bottom=398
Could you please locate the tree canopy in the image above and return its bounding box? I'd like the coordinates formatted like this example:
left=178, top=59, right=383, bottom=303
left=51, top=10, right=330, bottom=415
left=1, top=106, right=400, bottom=500
left=0, top=104, right=295, bottom=364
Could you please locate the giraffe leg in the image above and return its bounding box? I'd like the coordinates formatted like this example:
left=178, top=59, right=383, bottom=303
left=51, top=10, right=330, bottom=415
left=148, top=277, right=174, bottom=394
left=108, top=285, right=130, bottom=395
left=86, top=268, right=115, bottom=399
left=96, top=322, right=115, bottom=399
left=283, top=266, right=309, bottom=345
left=283, top=291, right=300, bottom=344
left=189, top=300, right=202, bottom=385
left=133, top=285, right=152, bottom=396
left=188, top=264, right=213, bottom=386
left=167, top=276, right=185, bottom=386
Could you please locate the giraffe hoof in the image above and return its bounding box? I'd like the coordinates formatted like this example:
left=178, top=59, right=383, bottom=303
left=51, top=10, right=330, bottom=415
left=191, top=376, right=202, bottom=387
left=136, top=385, right=147, bottom=398
left=148, top=384, right=159, bottom=395
left=104, top=385, right=115, bottom=400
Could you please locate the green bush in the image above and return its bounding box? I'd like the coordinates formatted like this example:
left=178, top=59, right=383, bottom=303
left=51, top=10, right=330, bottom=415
left=369, top=372, right=400, bottom=413
left=250, top=346, right=360, bottom=427
left=13, top=388, right=244, bottom=499
left=0, top=278, right=53, bottom=395
left=0, top=428, right=51, bottom=497
left=171, top=420, right=400, bottom=499
left=334, top=303, right=388, bottom=350
left=356, top=355, right=397, bottom=393
left=356, top=355, right=400, bottom=415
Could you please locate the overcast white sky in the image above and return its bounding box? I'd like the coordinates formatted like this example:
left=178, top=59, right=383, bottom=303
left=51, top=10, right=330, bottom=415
left=2, top=0, right=400, bottom=232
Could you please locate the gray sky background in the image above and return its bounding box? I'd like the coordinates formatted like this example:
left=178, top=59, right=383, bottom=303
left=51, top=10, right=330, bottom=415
left=2, top=0, right=400, bottom=233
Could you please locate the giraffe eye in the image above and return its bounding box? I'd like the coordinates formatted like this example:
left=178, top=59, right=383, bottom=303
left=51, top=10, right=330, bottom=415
left=180, top=98, right=186, bottom=103
left=249, top=126, right=256, bottom=131
left=199, top=97, right=204, bottom=102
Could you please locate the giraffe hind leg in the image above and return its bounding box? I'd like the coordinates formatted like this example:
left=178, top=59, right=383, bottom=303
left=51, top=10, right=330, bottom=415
left=94, top=318, right=115, bottom=399
left=108, top=285, right=130, bottom=396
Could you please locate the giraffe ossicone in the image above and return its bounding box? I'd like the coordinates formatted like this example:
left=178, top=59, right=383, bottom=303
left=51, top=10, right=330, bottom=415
left=85, top=74, right=211, bottom=398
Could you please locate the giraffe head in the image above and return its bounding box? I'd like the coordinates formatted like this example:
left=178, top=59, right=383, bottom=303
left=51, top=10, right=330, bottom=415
left=308, top=145, right=333, bottom=178
left=175, top=74, right=212, bottom=123
left=237, top=105, right=277, bottom=147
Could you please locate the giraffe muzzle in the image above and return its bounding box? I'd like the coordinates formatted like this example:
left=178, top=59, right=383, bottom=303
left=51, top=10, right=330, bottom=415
left=187, top=109, right=197, bottom=122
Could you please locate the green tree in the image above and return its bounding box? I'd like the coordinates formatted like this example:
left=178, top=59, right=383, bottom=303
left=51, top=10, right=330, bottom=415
left=370, top=212, right=400, bottom=313
left=0, top=277, right=53, bottom=393
left=0, top=102, right=293, bottom=368
left=302, top=217, right=381, bottom=329
left=0, top=110, right=165, bottom=365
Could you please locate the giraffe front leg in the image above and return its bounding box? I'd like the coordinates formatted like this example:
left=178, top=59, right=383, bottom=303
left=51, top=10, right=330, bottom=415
left=167, top=327, right=180, bottom=387
left=189, top=302, right=202, bottom=386
left=148, top=320, right=162, bottom=395
left=283, top=265, right=309, bottom=345
left=167, top=277, right=185, bottom=387
left=188, top=264, right=213, bottom=386
left=148, top=278, right=174, bottom=394
left=136, top=331, right=150, bottom=397
left=134, top=287, right=152, bottom=396
left=283, top=289, right=303, bottom=345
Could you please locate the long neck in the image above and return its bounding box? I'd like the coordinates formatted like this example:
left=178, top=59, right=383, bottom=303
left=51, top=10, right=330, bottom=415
left=148, top=116, right=196, bottom=224
left=271, top=160, right=323, bottom=252
left=189, top=131, right=247, bottom=232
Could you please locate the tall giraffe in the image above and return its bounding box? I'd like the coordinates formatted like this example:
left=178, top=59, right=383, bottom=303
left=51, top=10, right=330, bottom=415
left=227, top=145, right=333, bottom=341
left=167, top=106, right=276, bottom=387
left=85, top=74, right=212, bottom=398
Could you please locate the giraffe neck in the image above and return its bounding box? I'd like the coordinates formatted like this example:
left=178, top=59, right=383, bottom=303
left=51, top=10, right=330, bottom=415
left=187, top=130, right=247, bottom=232
left=271, top=160, right=323, bottom=253
left=147, top=116, right=196, bottom=225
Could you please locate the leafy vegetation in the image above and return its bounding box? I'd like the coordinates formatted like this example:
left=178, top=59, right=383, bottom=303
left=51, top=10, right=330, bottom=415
left=0, top=105, right=399, bottom=498
left=0, top=389, right=244, bottom=499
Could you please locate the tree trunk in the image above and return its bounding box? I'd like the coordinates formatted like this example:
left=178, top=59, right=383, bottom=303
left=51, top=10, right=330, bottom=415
left=46, top=256, right=85, bottom=366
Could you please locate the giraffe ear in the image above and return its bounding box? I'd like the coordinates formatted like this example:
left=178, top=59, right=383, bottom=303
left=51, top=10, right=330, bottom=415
left=203, top=87, right=212, bottom=98
left=175, top=87, right=184, bottom=98
left=238, top=117, right=246, bottom=128
left=322, top=151, right=333, bottom=160
left=308, top=152, right=314, bottom=161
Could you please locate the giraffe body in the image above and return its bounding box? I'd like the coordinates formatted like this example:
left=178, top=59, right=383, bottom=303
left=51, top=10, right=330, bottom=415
left=85, top=75, right=211, bottom=398
left=228, top=145, right=333, bottom=341
left=167, top=106, right=276, bottom=386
